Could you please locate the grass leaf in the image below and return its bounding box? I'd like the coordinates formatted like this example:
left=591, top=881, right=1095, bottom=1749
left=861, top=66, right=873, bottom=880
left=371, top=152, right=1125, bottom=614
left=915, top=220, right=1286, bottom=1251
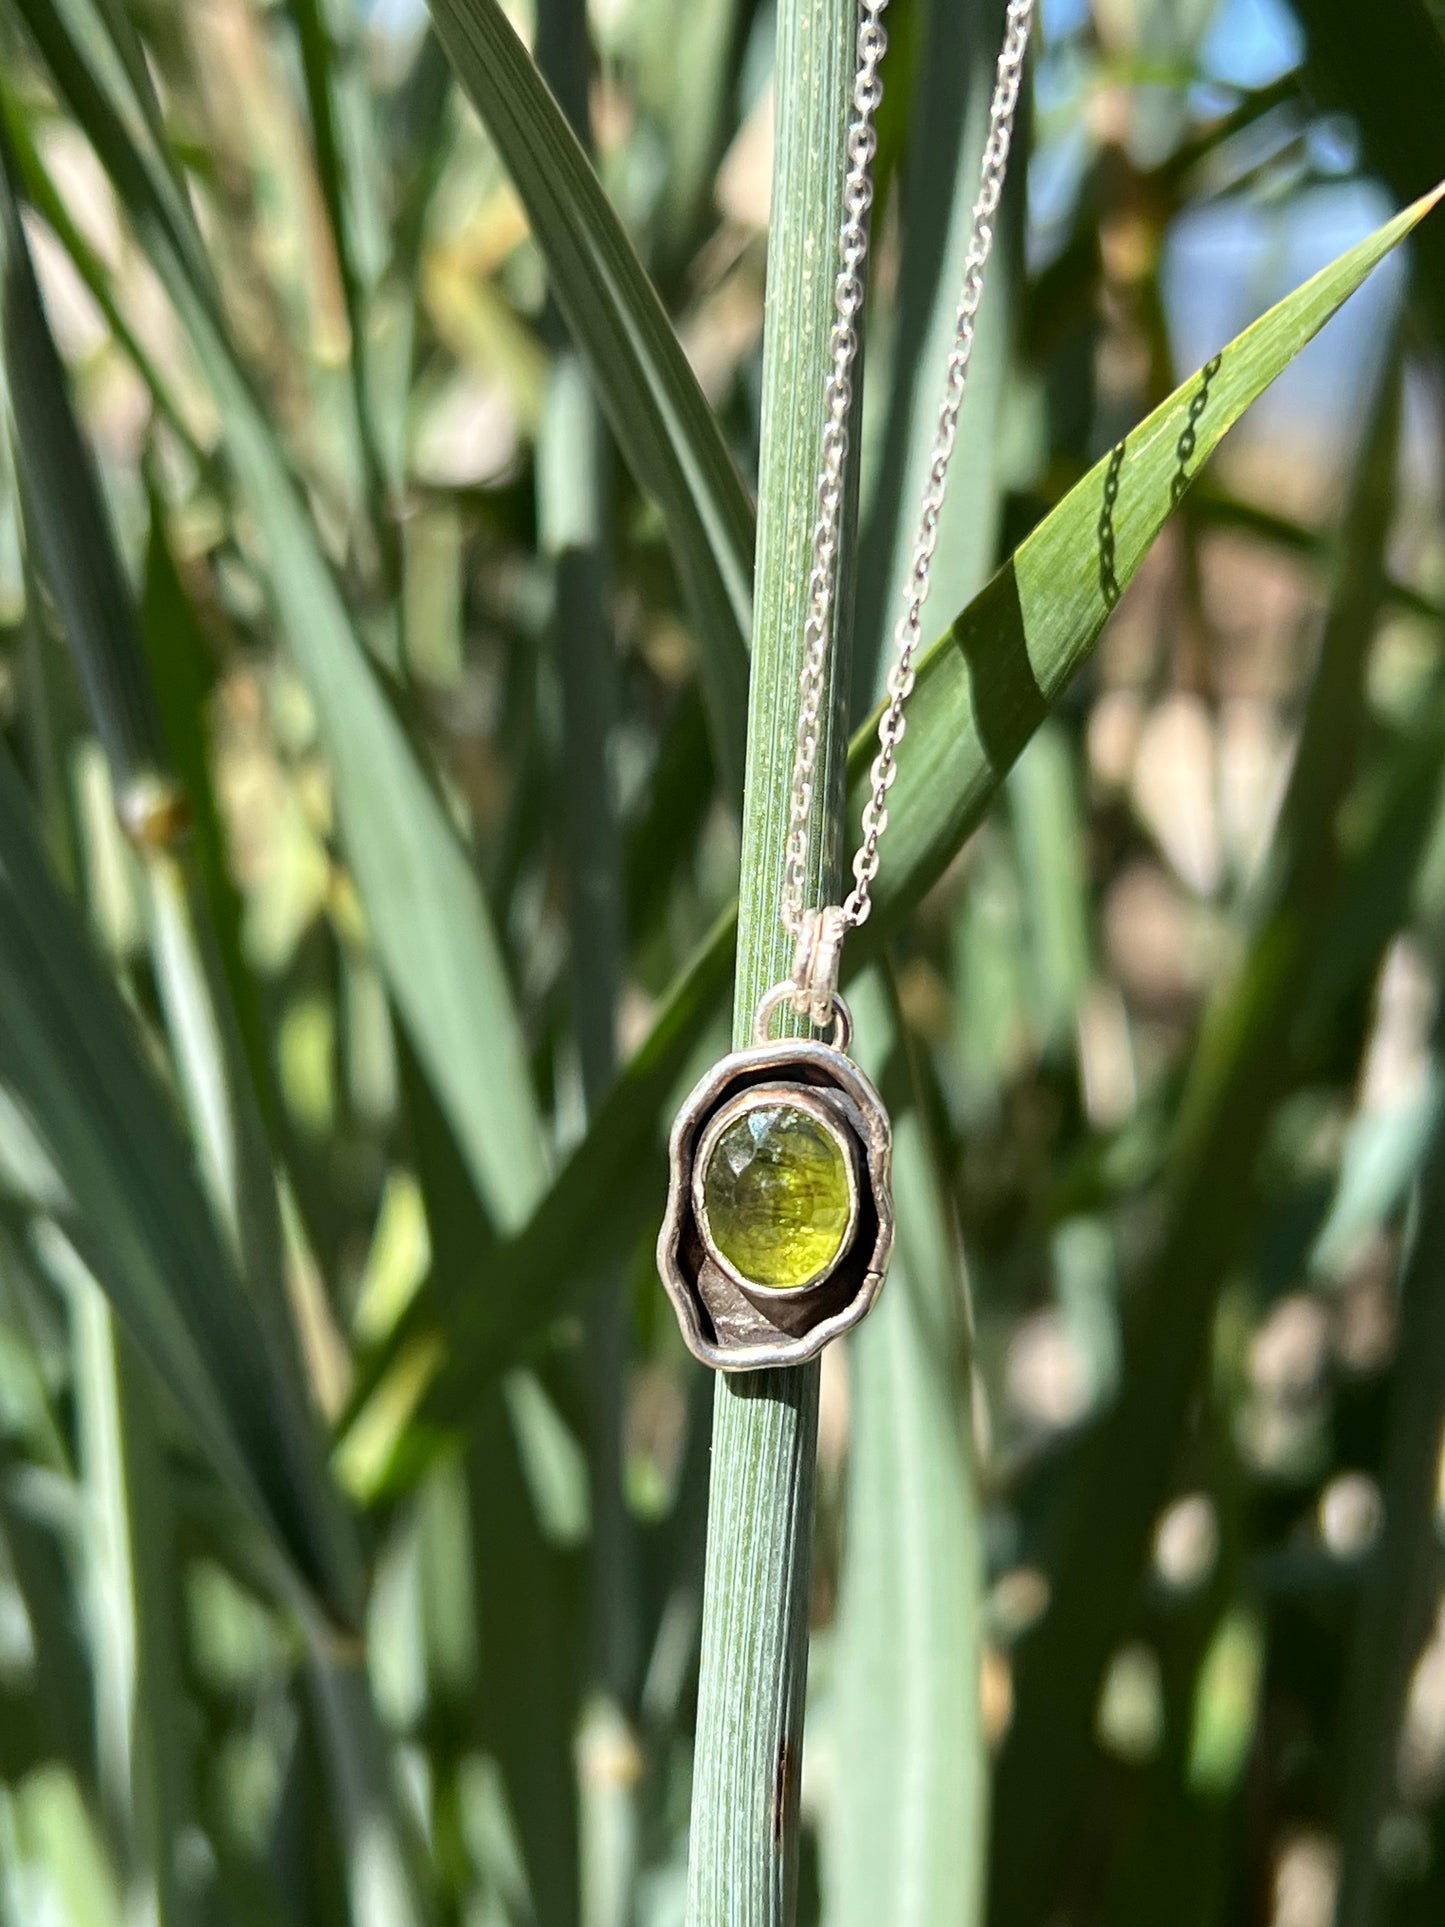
left=423, top=0, right=754, bottom=794
left=828, top=968, right=987, bottom=1927
left=11, top=0, right=551, bottom=1234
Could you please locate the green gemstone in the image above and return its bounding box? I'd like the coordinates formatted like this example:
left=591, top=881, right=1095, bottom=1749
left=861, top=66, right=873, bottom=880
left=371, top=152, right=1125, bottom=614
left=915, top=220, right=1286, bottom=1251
left=701, top=1100, right=853, bottom=1291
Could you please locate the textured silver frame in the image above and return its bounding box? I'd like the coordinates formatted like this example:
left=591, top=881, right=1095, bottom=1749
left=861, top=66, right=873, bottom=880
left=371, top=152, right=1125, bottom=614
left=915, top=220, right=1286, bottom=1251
left=659, top=1038, right=893, bottom=1371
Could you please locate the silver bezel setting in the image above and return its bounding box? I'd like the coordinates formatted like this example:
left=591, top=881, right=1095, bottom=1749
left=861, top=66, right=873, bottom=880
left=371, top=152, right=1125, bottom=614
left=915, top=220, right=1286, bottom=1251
left=659, top=1038, right=893, bottom=1371
left=690, top=1083, right=862, bottom=1298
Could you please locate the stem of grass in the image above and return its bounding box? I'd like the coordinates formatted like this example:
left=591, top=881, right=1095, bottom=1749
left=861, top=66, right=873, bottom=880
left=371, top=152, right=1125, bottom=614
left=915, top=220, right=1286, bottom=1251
left=686, top=0, right=862, bottom=1916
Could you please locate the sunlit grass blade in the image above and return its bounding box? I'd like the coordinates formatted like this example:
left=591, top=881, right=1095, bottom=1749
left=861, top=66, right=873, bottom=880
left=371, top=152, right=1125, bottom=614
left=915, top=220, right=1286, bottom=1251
left=829, top=968, right=987, bottom=1927
left=854, top=0, right=1017, bottom=712
left=989, top=347, right=1419, bottom=1925
left=423, top=0, right=753, bottom=795
left=285, top=0, right=393, bottom=524
left=0, top=81, right=206, bottom=463
left=71, top=1284, right=191, bottom=1926
left=0, top=743, right=359, bottom=1625
left=306, top=1656, right=437, bottom=1927
left=342, top=192, right=1441, bottom=1477
left=11, top=0, right=550, bottom=1235
left=0, top=119, right=166, bottom=799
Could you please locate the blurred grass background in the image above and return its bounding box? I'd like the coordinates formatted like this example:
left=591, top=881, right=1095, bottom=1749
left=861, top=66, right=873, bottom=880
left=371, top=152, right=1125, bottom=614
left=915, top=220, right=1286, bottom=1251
left=1, top=0, right=1445, bottom=1922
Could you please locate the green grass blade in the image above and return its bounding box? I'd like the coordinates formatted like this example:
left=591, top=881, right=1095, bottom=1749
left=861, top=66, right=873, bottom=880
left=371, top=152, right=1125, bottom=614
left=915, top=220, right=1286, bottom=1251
left=1, top=130, right=363, bottom=1608
left=843, top=187, right=1445, bottom=951
left=305, top=1655, right=436, bottom=1927
left=1334, top=1069, right=1445, bottom=1926
left=0, top=744, right=357, bottom=1625
left=0, top=83, right=205, bottom=464
left=854, top=0, right=1017, bottom=711
left=1007, top=720, right=1091, bottom=1056
left=531, top=0, right=640, bottom=1904
left=423, top=0, right=753, bottom=795
left=72, top=1285, right=192, bottom=1927
left=828, top=968, right=987, bottom=1927
left=13, top=0, right=550, bottom=1234
left=466, top=1389, right=583, bottom=1927
left=0, top=120, right=166, bottom=797
left=339, top=192, right=1440, bottom=1479
left=686, top=0, right=866, bottom=1911
left=988, top=346, right=1417, bottom=1925
left=285, top=0, right=394, bottom=523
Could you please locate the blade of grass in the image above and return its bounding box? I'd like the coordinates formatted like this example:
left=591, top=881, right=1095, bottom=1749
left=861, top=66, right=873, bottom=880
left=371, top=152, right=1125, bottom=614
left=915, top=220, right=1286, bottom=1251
left=686, top=0, right=863, bottom=1915
left=71, top=1282, right=191, bottom=1927
left=1334, top=1054, right=1445, bottom=1927
left=3, top=134, right=438, bottom=1916
left=285, top=0, right=394, bottom=529
left=305, top=1655, right=435, bottom=1927
left=1008, top=718, right=1091, bottom=1057
left=0, top=80, right=207, bottom=466
left=1, top=120, right=351, bottom=1516
left=0, top=1437, right=94, bottom=1787
left=422, top=0, right=754, bottom=796
left=853, top=0, right=1018, bottom=713
left=0, top=116, right=166, bottom=799
left=340, top=191, right=1442, bottom=1474
left=531, top=0, right=640, bottom=1908
left=988, top=344, right=1415, bottom=1927
left=828, top=966, right=988, bottom=1927
left=11, top=0, right=551, bottom=1237
left=0, top=739, right=358, bottom=1626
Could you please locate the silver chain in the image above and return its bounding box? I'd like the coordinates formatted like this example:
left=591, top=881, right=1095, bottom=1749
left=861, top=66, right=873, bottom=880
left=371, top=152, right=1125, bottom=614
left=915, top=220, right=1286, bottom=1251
left=778, top=0, right=1036, bottom=991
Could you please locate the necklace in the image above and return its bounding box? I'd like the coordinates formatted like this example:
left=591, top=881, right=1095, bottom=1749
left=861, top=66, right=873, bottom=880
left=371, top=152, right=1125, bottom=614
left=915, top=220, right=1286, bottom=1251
left=660, top=0, right=1036, bottom=1371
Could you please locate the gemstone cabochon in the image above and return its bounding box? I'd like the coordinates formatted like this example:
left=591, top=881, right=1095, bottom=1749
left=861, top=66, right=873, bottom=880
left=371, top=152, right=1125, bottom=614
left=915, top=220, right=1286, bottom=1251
left=699, top=1099, right=853, bottom=1291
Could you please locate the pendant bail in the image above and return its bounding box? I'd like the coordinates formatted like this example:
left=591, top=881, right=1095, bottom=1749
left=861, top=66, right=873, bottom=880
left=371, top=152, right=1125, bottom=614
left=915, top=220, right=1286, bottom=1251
left=790, top=905, right=847, bottom=1030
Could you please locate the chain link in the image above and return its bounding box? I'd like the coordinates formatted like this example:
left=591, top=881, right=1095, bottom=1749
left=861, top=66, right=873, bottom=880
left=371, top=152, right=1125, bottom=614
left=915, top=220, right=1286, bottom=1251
left=778, top=0, right=1036, bottom=956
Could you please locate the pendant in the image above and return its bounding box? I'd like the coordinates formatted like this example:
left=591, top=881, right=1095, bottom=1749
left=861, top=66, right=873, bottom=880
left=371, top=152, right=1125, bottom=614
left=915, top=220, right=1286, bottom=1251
left=658, top=981, right=893, bottom=1371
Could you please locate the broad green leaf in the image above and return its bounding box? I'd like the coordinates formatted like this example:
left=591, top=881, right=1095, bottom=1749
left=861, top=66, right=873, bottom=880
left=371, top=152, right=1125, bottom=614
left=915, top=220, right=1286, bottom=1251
left=423, top=0, right=753, bottom=795
left=0, top=742, right=359, bottom=1623
left=11, top=0, right=550, bottom=1235
left=828, top=969, right=987, bottom=1927
left=342, top=187, right=1442, bottom=1478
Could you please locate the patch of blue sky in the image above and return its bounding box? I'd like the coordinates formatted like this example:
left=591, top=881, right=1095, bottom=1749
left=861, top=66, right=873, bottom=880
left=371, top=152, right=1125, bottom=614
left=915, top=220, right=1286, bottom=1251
left=1199, top=0, right=1303, bottom=88
left=1164, top=178, right=1403, bottom=449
